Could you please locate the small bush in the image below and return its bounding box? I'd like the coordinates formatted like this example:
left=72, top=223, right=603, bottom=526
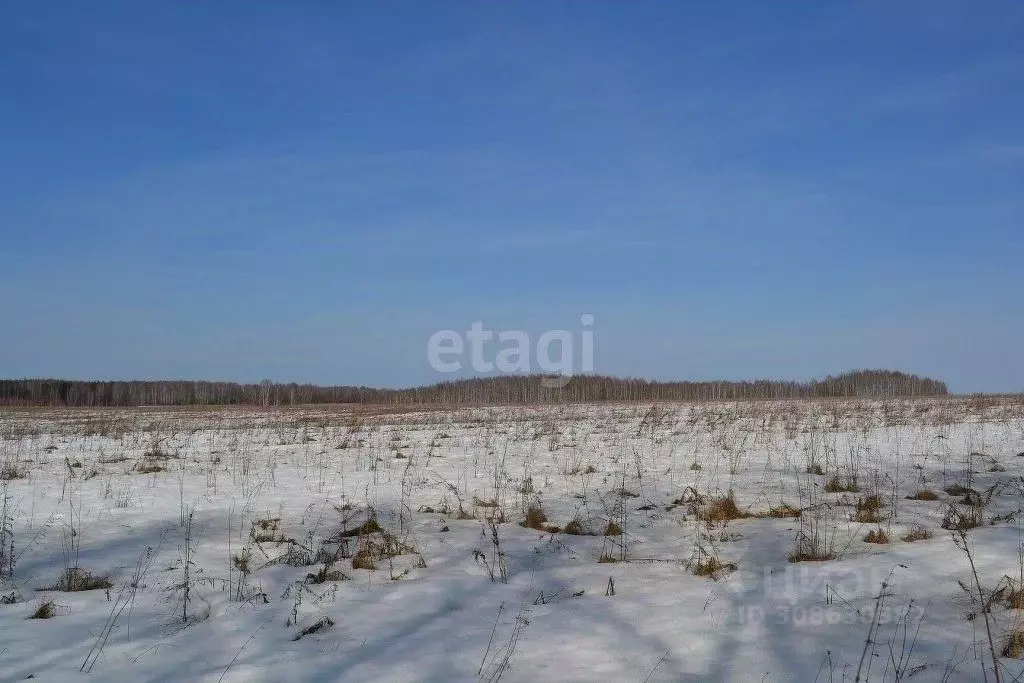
left=906, top=490, right=939, bottom=501
left=597, top=553, right=617, bottom=563
left=521, top=504, right=548, bottom=531
left=698, top=492, right=746, bottom=523
left=864, top=528, right=889, bottom=544
left=29, top=600, right=56, bottom=619
left=901, top=526, right=933, bottom=542
left=563, top=518, right=589, bottom=535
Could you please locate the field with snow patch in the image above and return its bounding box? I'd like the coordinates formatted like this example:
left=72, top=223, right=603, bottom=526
left=2, top=398, right=1024, bottom=682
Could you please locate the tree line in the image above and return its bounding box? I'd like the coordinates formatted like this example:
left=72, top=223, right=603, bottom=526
left=0, top=370, right=948, bottom=407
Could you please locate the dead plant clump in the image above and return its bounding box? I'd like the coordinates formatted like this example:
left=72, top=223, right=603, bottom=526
left=788, top=548, right=834, bottom=563
left=669, top=486, right=705, bottom=512
left=901, top=526, right=933, bottom=542
left=697, top=492, right=747, bottom=523
left=47, top=568, right=113, bottom=592
left=788, top=524, right=835, bottom=563
left=349, top=530, right=415, bottom=571
left=1007, top=582, right=1024, bottom=610
left=143, top=445, right=177, bottom=460
left=563, top=518, right=590, bottom=535
left=305, top=564, right=349, bottom=584
left=351, top=548, right=376, bottom=570
left=521, top=504, right=548, bottom=531
left=29, top=600, right=56, bottom=619
left=943, top=483, right=975, bottom=498
left=693, top=556, right=737, bottom=578
left=1003, top=630, right=1024, bottom=659
left=251, top=518, right=284, bottom=543
left=824, top=476, right=859, bottom=493
left=941, top=503, right=983, bottom=531
left=853, top=495, right=886, bottom=523
left=906, top=490, right=939, bottom=501
left=864, top=528, right=890, bottom=544
left=597, top=553, right=617, bottom=563
left=338, top=518, right=383, bottom=538
left=759, top=503, right=802, bottom=519
left=0, top=461, right=26, bottom=480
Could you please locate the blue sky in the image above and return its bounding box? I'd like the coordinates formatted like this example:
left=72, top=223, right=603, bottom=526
left=1, top=2, right=1022, bottom=392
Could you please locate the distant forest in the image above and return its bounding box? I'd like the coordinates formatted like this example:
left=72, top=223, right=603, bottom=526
left=0, top=370, right=948, bottom=407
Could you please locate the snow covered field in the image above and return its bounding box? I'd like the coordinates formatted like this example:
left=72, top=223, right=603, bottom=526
left=2, top=398, right=1024, bottom=682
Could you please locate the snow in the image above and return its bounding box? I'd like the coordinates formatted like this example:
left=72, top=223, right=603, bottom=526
left=1, top=399, right=1023, bottom=682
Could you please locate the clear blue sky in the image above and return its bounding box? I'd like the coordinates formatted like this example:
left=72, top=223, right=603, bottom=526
left=1, top=2, right=1022, bottom=392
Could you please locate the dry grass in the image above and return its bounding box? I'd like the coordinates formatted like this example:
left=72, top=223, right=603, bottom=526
left=697, top=492, right=747, bottom=523
left=251, top=517, right=284, bottom=543
left=1003, top=630, right=1024, bottom=659
left=693, top=556, right=736, bottom=577
left=943, top=483, right=975, bottom=498
left=901, top=526, right=933, bottom=542
left=305, top=564, right=349, bottom=584
left=46, top=567, right=112, bottom=592
left=338, top=518, right=382, bottom=538
left=788, top=548, right=834, bottom=563
left=864, top=528, right=890, bottom=544
left=351, top=548, right=376, bottom=570
left=758, top=503, right=802, bottom=518
left=1008, top=583, right=1024, bottom=610
left=853, top=495, right=886, bottom=523
left=28, top=600, right=56, bottom=619
left=563, top=518, right=589, bottom=535
left=0, top=461, right=26, bottom=480
left=942, top=503, right=983, bottom=531
left=603, top=520, right=622, bottom=536
left=521, top=504, right=548, bottom=531
left=824, top=476, right=859, bottom=493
